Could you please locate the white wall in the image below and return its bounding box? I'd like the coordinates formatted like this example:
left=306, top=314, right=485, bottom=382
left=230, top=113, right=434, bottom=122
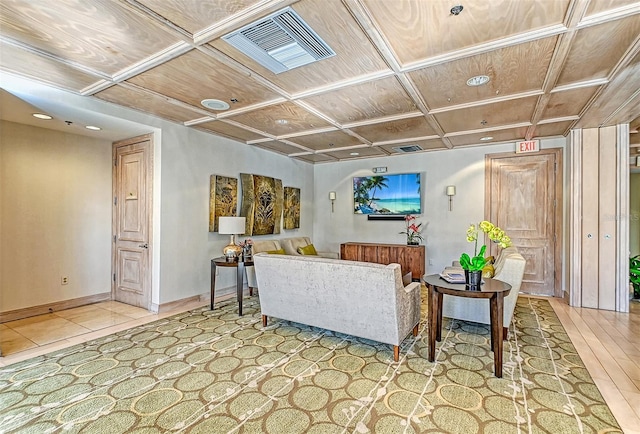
left=0, top=120, right=112, bottom=311
left=156, top=125, right=314, bottom=304
left=0, top=80, right=315, bottom=310
left=313, top=138, right=566, bottom=276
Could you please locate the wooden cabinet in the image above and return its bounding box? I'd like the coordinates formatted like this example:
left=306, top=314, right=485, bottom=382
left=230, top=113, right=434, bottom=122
left=340, top=242, right=426, bottom=281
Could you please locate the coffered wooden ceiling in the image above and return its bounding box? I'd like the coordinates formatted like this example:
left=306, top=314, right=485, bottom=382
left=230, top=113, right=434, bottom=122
left=1, top=0, right=639, bottom=163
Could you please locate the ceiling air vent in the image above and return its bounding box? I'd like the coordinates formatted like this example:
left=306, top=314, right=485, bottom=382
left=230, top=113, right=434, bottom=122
left=222, top=7, right=335, bottom=74
left=393, top=145, right=423, bottom=153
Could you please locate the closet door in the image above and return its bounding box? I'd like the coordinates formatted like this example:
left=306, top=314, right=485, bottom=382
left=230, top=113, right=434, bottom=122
left=570, top=125, right=629, bottom=312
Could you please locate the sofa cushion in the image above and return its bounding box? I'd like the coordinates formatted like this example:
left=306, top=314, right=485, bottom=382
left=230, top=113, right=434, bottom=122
left=266, top=248, right=286, bottom=254
left=297, top=244, right=318, bottom=255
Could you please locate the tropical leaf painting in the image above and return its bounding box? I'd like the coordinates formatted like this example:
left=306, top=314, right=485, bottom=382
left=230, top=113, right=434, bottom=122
left=209, top=175, right=237, bottom=232
left=240, top=174, right=283, bottom=235
left=283, top=187, right=301, bottom=229
left=353, top=173, right=421, bottom=215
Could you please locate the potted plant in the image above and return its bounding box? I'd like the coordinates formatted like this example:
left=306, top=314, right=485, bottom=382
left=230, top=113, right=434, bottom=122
left=400, top=215, right=424, bottom=245
left=460, top=221, right=511, bottom=286
left=629, top=255, right=640, bottom=299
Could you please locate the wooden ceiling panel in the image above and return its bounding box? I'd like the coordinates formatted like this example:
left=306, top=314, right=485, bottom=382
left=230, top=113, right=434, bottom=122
left=0, top=43, right=99, bottom=92
left=585, top=0, right=639, bottom=16
left=301, top=76, right=417, bottom=124
left=286, top=130, right=363, bottom=151
left=410, top=38, right=556, bottom=109
left=542, top=86, right=600, bottom=120
left=322, top=146, right=387, bottom=160
left=252, top=140, right=308, bottom=155
left=531, top=121, right=575, bottom=138
left=376, top=138, right=447, bottom=154
left=349, top=116, right=437, bottom=143
left=126, top=49, right=282, bottom=111
left=208, top=0, right=389, bottom=94
left=94, top=84, right=206, bottom=123
left=447, top=126, right=529, bottom=147
left=434, top=96, right=537, bottom=133
left=225, top=102, right=332, bottom=136
left=196, top=121, right=269, bottom=142
left=2, top=0, right=638, bottom=163
left=135, top=0, right=263, bottom=34
left=292, top=153, right=337, bottom=163
left=362, top=0, right=569, bottom=65
left=557, top=15, right=640, bottom=85
left=0, top=0, right=179, bottom=75
left=578, top=51, right=640, bottom=128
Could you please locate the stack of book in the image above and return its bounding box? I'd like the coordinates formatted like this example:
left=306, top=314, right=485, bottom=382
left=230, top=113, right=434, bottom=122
left=439, top=270, right=465, bottom=284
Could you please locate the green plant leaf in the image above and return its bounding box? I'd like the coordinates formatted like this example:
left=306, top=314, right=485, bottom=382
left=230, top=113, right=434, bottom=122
left=460, top=253, right=471, bottom=270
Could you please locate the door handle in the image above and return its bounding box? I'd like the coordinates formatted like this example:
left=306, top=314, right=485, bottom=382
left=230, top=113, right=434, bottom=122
left=139, top=243, right=149, bottom=249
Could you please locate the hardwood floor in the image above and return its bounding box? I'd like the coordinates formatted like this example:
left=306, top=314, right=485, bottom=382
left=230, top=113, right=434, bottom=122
left=1, top=295, right=638, bottom=433
left=548, top=297, right=640, bottom=434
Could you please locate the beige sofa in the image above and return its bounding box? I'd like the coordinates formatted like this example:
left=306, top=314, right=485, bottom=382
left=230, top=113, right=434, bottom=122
left=245, top=237, right=338, bottom=289
left=253, top=253, right=421, bottom=361
left=441, top=247, right=526, bottom=336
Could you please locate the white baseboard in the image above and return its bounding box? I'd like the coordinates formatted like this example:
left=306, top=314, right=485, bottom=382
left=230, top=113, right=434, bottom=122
left=0, top=292, right=112, bottom=323
left=150, top=285, right=237, bottom=313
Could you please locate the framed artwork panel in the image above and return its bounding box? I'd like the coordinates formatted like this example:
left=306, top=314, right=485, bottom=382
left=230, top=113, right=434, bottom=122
left=209, top=175, right=238, bottom=232
left=284, top=187, right=301, bottom=229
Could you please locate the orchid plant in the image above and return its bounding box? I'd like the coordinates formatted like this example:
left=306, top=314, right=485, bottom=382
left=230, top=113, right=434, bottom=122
left=237, top=238, right=253, bottom=256
left=400, top=215, right=424, bottom=244
left=460, top=221, right=511, bottom=271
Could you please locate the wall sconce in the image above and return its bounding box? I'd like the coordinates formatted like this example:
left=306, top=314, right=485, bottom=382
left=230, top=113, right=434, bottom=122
left=329, top=191, right=336, bottom=212
left=446, top=185, right=456, bottom=211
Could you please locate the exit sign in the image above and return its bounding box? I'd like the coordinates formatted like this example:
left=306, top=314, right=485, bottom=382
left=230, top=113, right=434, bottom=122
left=516, top=140, right=540, bottom=153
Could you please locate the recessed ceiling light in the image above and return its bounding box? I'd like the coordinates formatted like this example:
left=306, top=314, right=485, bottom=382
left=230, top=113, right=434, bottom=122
left=85, top=125, right=101, bottom=131
left=350, top=152, right=360, bottom=156
left=480, top=136, right=493, bottom=141
left=32, top=113, right=52, bottom=120
left=201, top=99, right=230, bottom=111
left=466, top=75, right=490, bottom=87
left=275, top=119, right=289, bottom=125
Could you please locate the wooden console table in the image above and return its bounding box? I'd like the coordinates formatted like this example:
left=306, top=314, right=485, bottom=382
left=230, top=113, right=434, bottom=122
left=340, top=242, right=425, bottom=281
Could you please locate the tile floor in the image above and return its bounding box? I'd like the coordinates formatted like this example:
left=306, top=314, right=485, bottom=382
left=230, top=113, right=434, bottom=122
left=0, top=299, right=206, bottom=366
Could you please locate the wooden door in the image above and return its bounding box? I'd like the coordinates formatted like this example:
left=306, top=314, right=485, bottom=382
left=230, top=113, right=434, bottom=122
left=113, top=135, right=153, bottom=308
left=486, top=149, right=562, bottom=297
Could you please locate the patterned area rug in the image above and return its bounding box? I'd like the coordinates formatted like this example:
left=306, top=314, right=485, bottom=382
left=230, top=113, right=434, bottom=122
left=0, top=289, right=621, bottom=433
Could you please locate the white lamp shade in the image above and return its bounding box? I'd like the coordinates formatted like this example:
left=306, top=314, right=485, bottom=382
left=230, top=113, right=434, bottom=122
left=446, top=185, right=456, bottom=196
left=218, top=216, right=246, bottom=234
left=329, top=191, right=336, bottom=200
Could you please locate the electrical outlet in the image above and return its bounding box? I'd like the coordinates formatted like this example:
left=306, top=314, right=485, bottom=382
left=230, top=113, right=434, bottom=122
left=61, top=276, right=69, bottom=285
left=429, top=259, right=433, bottom=265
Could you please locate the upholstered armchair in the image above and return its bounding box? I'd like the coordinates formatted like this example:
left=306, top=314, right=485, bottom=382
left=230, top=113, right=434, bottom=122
left=441, top=247, right=526, bottom=337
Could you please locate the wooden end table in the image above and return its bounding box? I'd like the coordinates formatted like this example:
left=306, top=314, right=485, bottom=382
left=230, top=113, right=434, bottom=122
left=423, top=274, right=511, bottom=378
left=210, top=256, right=254, bottom=316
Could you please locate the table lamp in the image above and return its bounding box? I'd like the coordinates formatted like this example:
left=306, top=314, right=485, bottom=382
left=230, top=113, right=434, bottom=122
left=218, top=216, right=245, bottom=259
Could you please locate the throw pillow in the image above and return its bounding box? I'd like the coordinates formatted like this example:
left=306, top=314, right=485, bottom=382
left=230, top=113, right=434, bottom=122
left=266, top=248, right=286, bottom=254
left=485, top=255, right=495, bottom=264
left=482, top=264, right=495, bottom=278
left=297, top=244, right=318, bottom=255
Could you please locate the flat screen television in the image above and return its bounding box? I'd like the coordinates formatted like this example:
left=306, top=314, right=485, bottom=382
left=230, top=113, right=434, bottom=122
left=353, top=172, right=421, bottom=215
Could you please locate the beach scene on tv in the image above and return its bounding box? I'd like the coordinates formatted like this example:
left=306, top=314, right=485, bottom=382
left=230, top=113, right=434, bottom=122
left=353, top=173, right=421, bottom=215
